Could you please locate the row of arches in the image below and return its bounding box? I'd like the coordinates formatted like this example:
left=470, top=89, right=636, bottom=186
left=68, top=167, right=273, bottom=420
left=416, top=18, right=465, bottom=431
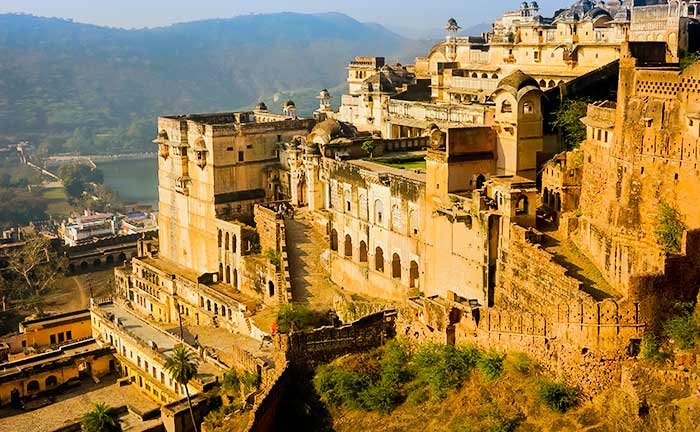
left=24, top=374, right=59, bottom=394
left=218, top=230, right=238, bottom=253
left=538, top=79, right=564, bottom=89
left=468, top=72, right=499, bottom=79
left=330, top=229, right=420, bottom=288
left=218, top=263, right=238, bottom=288
left=68, top=252, right=131, bottom=273
left=542, top=188, right=561, bottom=211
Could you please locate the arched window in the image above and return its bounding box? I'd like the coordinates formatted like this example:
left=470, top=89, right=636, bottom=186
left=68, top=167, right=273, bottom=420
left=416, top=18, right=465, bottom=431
left=345, top=189, right=352, bottom=212
left=392, top=253, right=401, bottom=279
left=501, top=101, right=513, bottom=113
left=218, top=230, right=222, bottom=248
left=232, top=235, right=237, bottom=253
left=375, top=247, right=384, bottom=273
left=476, top=174, right=486, bottom=189
left=225, top=265, right=231, bottom=284
left=344, top=234, right=353, bottom=258
left=410, top=261, right=419, bottom=288
left=268, top=281, right=275, bottom=297
left=218, top=263, right=223, bottom=282
left=471, top=72, right=478, bottom=78
left=233, top=269, right=238, bottom=288
left=45, top=375, right=58, bottom=388
left=523, top=102, right=533, bottom=114
left=491, top=74, right=499, bottom=79
left=225, top=232, right=229, bottom=251
left=481, top=73, right=489, bottom=79
left=375, top=199, right=384, bottom=224
left=330, top=229, right=338, bottom=251
left=27, top=380, right=40, bottom=393
left=539, top=79, right=546, bottom=87
left=359, top=241, right=368, bottom=262
left=548, top=80, right=556, bottom=88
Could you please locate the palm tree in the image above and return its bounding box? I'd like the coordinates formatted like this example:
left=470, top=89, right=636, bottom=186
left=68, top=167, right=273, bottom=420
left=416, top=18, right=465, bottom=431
left=80, top=402, right=122, bottom=432
left=164, top=345, right=199, bottom=432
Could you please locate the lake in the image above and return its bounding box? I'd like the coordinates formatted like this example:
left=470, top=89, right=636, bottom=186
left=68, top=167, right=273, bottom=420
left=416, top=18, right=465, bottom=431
left=96, top=157, right=158, bottom=208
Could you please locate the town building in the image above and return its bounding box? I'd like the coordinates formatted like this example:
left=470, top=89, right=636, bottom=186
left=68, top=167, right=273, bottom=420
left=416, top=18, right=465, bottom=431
left=60, top=212, right=117, bottom=247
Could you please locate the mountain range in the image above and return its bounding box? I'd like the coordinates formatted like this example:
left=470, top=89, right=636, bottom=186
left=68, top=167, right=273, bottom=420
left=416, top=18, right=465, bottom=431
left=0, top=12, right=432, bottom=153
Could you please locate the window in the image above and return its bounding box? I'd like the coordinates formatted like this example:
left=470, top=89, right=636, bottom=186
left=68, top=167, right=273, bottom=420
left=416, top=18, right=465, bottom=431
left=330, top=229, right=338, bottom=252
left=226, top=147, right=234, bottom=151
left=392, top=253, right=401, bottom=279
left=523, top=102, right=533, bottom=114
left=50, top=334, right=56, bottom=345
left=375, top=199, right=384, bottom=224
left=501, top=101, right=513, bottom=113
left=392, top=204, right=402, bottom=230
left=375, top=247, right=384, bottom=273
left=66, top=331, right=72, bottom=340
left=238, top=151, right=245, bottom=162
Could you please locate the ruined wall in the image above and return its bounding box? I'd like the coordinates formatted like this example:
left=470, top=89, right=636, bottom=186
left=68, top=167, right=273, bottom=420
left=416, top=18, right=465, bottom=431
left=275, top=310, right=396, bottom=366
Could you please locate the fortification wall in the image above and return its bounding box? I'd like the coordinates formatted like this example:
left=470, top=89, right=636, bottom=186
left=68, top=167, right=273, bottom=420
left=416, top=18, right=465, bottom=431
left=496, top=225, right=592, bottom=313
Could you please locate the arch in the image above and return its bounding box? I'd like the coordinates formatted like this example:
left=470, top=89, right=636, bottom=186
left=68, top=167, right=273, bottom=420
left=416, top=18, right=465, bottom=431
left=268, top=281, right=275, bottom=297
left=118, top=253, right=126, bottom=262
left=232, top=235, right=237, bottom=253
left=374, top=199, right=384, bottom=224
left=225, top=265, right=231, bottom=284
left=392, top=253, right=401, bottom=279
left=548, top=80, right=556, bottom=88
left=27, top=380, right=40, bottom=393
left=359, top=241, right=368, bottom=262
left=218, top=230, right=222, bottom=248
left=80, top=261, right=88, bottom=270
left=330, top=229, right=338, bottom=251
left=491, top=73, right=499, bottom=79
left=106, top=255, right=114, bottom=265
left=225, top=232, right=229, bottom=251
left=471, top=72, right=478, bottom=78
left=206, top=299, right=211, bottom=311
left=158, top=130, right=169, bottom=141
left=344, top=234, right=353, bottom=258
left=375, top=247, right=384, bottom=273
left=409, top=260, right=419, bottom=288
left=481, top=73, right=489, bottom=79
left=219, top=263, right=224, bottom=282
left=539, top=79, right=546, bottom=87
left=476, top=174, right=486, bottom=189
left=557, top=80, right=564, bottom=87
left=233, top=269, right=238, bottom=288
left=93, top=259, right=101, bottom=267
left=45, top=375, right=58, bottom=388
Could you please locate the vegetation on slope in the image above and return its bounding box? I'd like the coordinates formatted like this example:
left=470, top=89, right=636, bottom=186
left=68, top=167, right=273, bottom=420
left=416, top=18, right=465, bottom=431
left=550, top=99, right=589, bottom=150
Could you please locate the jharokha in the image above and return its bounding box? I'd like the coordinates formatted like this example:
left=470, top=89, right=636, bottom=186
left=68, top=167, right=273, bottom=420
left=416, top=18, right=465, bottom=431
left=12, top=0, right=692, bottom=430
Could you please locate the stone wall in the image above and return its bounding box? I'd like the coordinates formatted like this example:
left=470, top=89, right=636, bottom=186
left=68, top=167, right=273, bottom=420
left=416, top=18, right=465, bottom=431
left=275, top=310, right=397, bottom=367
left=496, top=224, right=592, bottom=313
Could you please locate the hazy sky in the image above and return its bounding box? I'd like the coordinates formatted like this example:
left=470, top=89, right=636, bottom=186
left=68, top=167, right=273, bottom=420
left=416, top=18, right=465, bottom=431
left=0, top=0, right=574, bottom=33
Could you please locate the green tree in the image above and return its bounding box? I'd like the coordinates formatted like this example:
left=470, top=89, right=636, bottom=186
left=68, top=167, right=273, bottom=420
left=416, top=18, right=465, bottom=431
left=551, top=99, right=589, bottom=150
left=655, top=202, right=686, bottom=254
left=80, top=402, right=122, bottom=432
left=361, top=140, right=376, bottom=159
left=164, top=345, right=200, bottom=432
left=58, top=163, right=104, bottom=199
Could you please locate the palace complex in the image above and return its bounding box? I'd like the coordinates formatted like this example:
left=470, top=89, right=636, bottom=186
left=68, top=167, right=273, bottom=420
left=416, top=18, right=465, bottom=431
left=2, top=1, right=699, bottom=431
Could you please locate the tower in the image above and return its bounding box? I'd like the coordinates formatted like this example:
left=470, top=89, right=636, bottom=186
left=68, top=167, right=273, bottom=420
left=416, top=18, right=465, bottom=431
left=445, top=18, right=461, bottom=61
left=314, top=89, right=332, bottom=121
left=282, top=100, right=297, bottom=118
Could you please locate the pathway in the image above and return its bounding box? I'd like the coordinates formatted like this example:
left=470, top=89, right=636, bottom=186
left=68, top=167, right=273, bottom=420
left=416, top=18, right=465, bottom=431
left=284, top=210, right=346, bottom=311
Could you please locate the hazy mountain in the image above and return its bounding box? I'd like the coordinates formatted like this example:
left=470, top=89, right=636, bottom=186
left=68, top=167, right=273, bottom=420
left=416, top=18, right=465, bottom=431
left=0, top=12, right=430, bottom=153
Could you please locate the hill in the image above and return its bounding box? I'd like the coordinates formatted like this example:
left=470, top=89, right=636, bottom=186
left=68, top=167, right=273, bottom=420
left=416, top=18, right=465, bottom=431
left=0, top=13, right=430, bottom=154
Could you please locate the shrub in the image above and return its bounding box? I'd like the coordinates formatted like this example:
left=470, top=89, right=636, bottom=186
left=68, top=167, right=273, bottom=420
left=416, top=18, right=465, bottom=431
left=361, top=140, right=375, bottom=158
left=551, top=99, right=589, bottom=150
left=358, top=381, right=401, bottom=413
left=663, top=312, right=699, bottom=350
left=313, top=364, right=369, bottom=408
left=537, top=381, right=579, bottom=413
left=680, top=52, right=700, bottom=71
left=379, top=340, right=412, bottom=385
left=640, top=334, right=664, bottom=361
left=221, top=368, right=240, bottom=394
left=413, top=344, right=480, bottom=398
left=240, top=371, right=261, bottom=393
left=477, top=351, right=504, bottom=381
left=506, top=352, right=533, bottom=375
left=654, top=202, right=686, bottom=254
left=277, top=304, right=328, bottom=333
left=265, top=248, right=281, bottom=268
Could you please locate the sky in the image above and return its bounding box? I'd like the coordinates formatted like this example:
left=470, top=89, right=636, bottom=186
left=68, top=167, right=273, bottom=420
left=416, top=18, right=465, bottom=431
left=0, top=0, right=575, bottom=35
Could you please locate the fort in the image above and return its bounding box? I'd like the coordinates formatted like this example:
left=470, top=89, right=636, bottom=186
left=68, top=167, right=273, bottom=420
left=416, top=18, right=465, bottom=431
left=2, top=1, right=699, bottom=431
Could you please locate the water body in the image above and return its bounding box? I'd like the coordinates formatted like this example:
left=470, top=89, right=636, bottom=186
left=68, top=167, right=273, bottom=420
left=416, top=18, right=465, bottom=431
left=96, top=157, right=158, bottom=208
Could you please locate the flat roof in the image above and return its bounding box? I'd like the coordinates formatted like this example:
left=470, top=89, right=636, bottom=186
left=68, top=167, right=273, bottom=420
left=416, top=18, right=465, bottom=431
left=348, top=159, right=426, bottom=183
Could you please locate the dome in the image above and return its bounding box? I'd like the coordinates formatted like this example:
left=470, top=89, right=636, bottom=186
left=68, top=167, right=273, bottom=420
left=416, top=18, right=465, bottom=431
left=319, top=89, right=330, bottom=98
left=521, top=2, right=529, bottom=9
left=255, top=101, right=268, bottom=111
left=445, top=18, right=461, bottom=31
left=530, top=1, right=539, bottom=9
left=495, top=70, right=541, bottom=99
left=283, top=99, right=296, bottom=108
left=307, top=119, right=359, bottom=145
